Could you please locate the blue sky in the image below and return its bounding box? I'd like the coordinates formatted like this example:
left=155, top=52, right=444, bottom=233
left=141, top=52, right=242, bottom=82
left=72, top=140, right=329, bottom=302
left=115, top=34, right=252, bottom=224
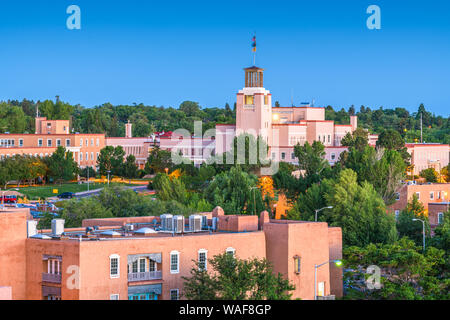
left=0, top=0, right=449, bottom=116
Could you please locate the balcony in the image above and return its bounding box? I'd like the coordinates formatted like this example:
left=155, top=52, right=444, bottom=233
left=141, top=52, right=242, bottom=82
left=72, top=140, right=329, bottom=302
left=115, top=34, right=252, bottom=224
left=42, top=273, right=62, bottom=283
left=128, top=271, right=162, bottom=282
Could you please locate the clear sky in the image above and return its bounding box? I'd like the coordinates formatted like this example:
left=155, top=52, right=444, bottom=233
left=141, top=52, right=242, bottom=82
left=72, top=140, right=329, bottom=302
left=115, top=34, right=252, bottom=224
left=1, top=0, right=449, bottom=116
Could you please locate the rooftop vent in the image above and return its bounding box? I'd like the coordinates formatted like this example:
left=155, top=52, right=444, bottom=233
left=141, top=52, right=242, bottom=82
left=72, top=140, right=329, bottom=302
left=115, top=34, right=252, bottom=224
left=27, top=220, right=38, bottom=238
left=172, top=215, right=184, bottom=233
left=189, top=215, right=202, bottom=232
left=135, top=227, right=157, bottom=235
left=51, top=219, right=65, bottom=236
left=160, top=214, right=173, bottom=231
left=30, top=233, right=51, bottom=240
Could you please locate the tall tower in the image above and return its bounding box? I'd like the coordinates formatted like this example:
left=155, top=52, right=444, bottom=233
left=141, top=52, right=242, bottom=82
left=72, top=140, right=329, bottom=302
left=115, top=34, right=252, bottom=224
left=236, top=66, right=273, bottom=147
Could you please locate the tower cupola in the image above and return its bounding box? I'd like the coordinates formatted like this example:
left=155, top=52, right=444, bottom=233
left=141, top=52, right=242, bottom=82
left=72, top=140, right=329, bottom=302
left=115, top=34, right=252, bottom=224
left=244, top=66, right=264, bottom=88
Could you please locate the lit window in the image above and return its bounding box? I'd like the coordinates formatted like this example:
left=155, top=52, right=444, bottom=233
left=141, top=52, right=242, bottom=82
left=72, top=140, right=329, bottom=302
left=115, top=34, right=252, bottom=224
left=294, top=256, right=301, bottom=274
left=170, top=251, right=179, bottom=274
left=245, top=95, right=254, bottom=105
left=110, top=254, right=120, bottom=278
left=198, top=249, right=207, bottom=271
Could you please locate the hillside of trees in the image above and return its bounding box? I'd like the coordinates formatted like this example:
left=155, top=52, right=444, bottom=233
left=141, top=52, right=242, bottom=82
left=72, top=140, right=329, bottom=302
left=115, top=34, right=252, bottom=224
left=1, top=99, right=448, bottom=143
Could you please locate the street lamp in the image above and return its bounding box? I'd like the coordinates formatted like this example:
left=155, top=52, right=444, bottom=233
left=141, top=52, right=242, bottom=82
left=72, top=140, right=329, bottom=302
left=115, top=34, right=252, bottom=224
left=106, top=170, right=111, bottom=186
left=412, top=218, right=426, bottom=252
left=315, top=206, right=333, bottom=222
left=314, top=259, right=342, bottom=300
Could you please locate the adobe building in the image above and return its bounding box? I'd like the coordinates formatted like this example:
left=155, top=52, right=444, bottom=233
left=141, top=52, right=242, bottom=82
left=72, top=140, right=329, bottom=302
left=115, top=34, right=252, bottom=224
left=0, top=117, right=105, bottom=168
left=406, top=143, right=450, bottom=175
left=0, top=207, right=343, bottom=300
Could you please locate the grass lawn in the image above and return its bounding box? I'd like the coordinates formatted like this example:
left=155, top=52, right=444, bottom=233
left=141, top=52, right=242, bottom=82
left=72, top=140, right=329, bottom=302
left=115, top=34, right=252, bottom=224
left=10, top=182, right=135, bottom=199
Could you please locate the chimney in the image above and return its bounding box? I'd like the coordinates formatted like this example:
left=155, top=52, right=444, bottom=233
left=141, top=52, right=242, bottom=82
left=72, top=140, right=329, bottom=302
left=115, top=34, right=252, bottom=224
left=51, top=219, right=65, bottom=236
left=259, top=210, right=270, bottom=230
left=350, top=115, right=357, bottom=131
left=27, top=220, right=38, bottom=237
left=125, top=120, right=132, bottom=138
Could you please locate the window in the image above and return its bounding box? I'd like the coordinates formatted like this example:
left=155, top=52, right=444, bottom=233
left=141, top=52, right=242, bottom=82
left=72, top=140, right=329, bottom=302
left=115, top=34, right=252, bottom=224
left=56, top=139, right=61, bottom=147
left=294, top=256, right=301, bottom=274
left=331, top=153, right=336, bottom=160
left=96, top=152, right=99, bottom=160
left=86, top=152, right=88, bottom=162
left=96, top=138, right=99, bottom=146
left=110, top=294, right=119, bottom=300
left=91, top=152, right=94, bottom=160
left=264, top=95, right=268, bottom=105
left=438, top=212, right=444, bottom=224
left=110, top=254, right=120, bottom=278
left=291, top=153, right=295, bottom=160
left=245, top=95, right=254, bottom=105
left=66, top=139, right=71, bottom=147
left=271, top=152, right=276, bottom=160
left=132, top=260, right=138, bottom=273
left=38, top=139, right=43, bottom=147
left=395, top=210, right=400, bottom=220
left=85, top=138, right=88, bottom=146
left=19, top=139, right=23, bottom=147
left=139, top=258, right=146, bottom=273
left=80, top=139, right=83, bottom=147
left=170, top=251, right=179, bottom=274
left=47, top=139, right=52, bottom=147
left=198, top=249, right=207, bottom=271
left=395, top=193, right=400, bottom=201
left=226, top=247, right=235, bottom=257
left=430, top=192, right=434, bottom=200
left=281, top=152, right=286, bottom=160
left=416, top=192, right=420, bottom=200
left=437, top=191, right=441, bottom=200
left=328, top=135, right=331, bottom=143
left=91, top=138, right=94, bottom=146
left=170, top=289, right=179, bottom=301
left=149, top=260, right=156, bottom=272
left=80, top=153, right=83, bottom=161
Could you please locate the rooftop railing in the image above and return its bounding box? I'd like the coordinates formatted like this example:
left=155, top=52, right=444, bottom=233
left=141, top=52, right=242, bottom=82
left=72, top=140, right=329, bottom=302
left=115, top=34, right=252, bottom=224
left=128, top=271, right=162, bottom=282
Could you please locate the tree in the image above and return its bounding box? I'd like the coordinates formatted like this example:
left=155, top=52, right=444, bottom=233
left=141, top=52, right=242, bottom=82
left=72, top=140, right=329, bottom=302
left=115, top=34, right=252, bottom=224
left=123, top=154, right=138, bottom=182
left=376, top=129, right=410, bottom=163
left=153, top=173, right=188, bottom=204
left=145, top=146, right=174, bottom=174
left=205, top=166, right=268, bottom=215
left=341, top=128, right=369, bottom=151
left=324, top=169, right=397, bottom=246
left=182, top=252, right=295, bottom=300
left=97, top=146, right=125, bottom=176
left=59, top=197, right=113, bottom=227
left=343, top=237, right=449, bottom=300
left=47, top=147, right=78, bottom=183
left=294, top=141, right=330, bottom=187
left=397, top=194, right=431, bottom=246
left=179, top=101, right=201, bottom=117
left=420, top=168, right=438, bottom=183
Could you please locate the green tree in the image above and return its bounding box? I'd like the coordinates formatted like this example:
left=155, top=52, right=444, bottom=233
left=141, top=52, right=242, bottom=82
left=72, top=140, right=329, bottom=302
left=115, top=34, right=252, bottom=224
left=420, top=168, right=439, bottom=183
left=397, top=194, right=431, bottom=246
left=145, top=146, right=174, bottom=174
left=47, top=146, right=78, bottom=183
left=123, top=154, right=138, bottom=182
left=294, top=140, right=330, bottom=187
left=97, top=146, right=125, bottom=176
left=341, top=127, right=369, bottom=151
left=182, top=253, right=295, bottom=300
left=153, top=173, right=188, bottom=204
left=59, top=197, right=113, bottom=227
left=205, top=166, right=268, bottom=215
left=325, top=169, right=397, bottom=246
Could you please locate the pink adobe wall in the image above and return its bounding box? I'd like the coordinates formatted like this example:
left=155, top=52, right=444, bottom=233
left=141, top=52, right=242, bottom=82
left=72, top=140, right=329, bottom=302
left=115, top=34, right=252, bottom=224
left=407, top=144, right=450, bottom=175
left=217, top=215, right=259, bottom=232
left=428, top=203, right=448, bottom=226
left=264, top=221, right=333, bottom=300
left=0, top=209, right=28, bottom=300
left=389, top=183, right=450, bottom=213
left=0, top=287, right=12, bottom=300
left=76, top=231, right=266, bottom=300
left=25, top=239, right=81, bottom=300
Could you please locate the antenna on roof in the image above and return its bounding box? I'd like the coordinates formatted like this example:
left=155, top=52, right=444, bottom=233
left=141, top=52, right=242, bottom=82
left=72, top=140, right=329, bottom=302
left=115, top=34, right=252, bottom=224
left=36, top=102, right=40, bottom=118
left=311, top=98, right=315, bottom=107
